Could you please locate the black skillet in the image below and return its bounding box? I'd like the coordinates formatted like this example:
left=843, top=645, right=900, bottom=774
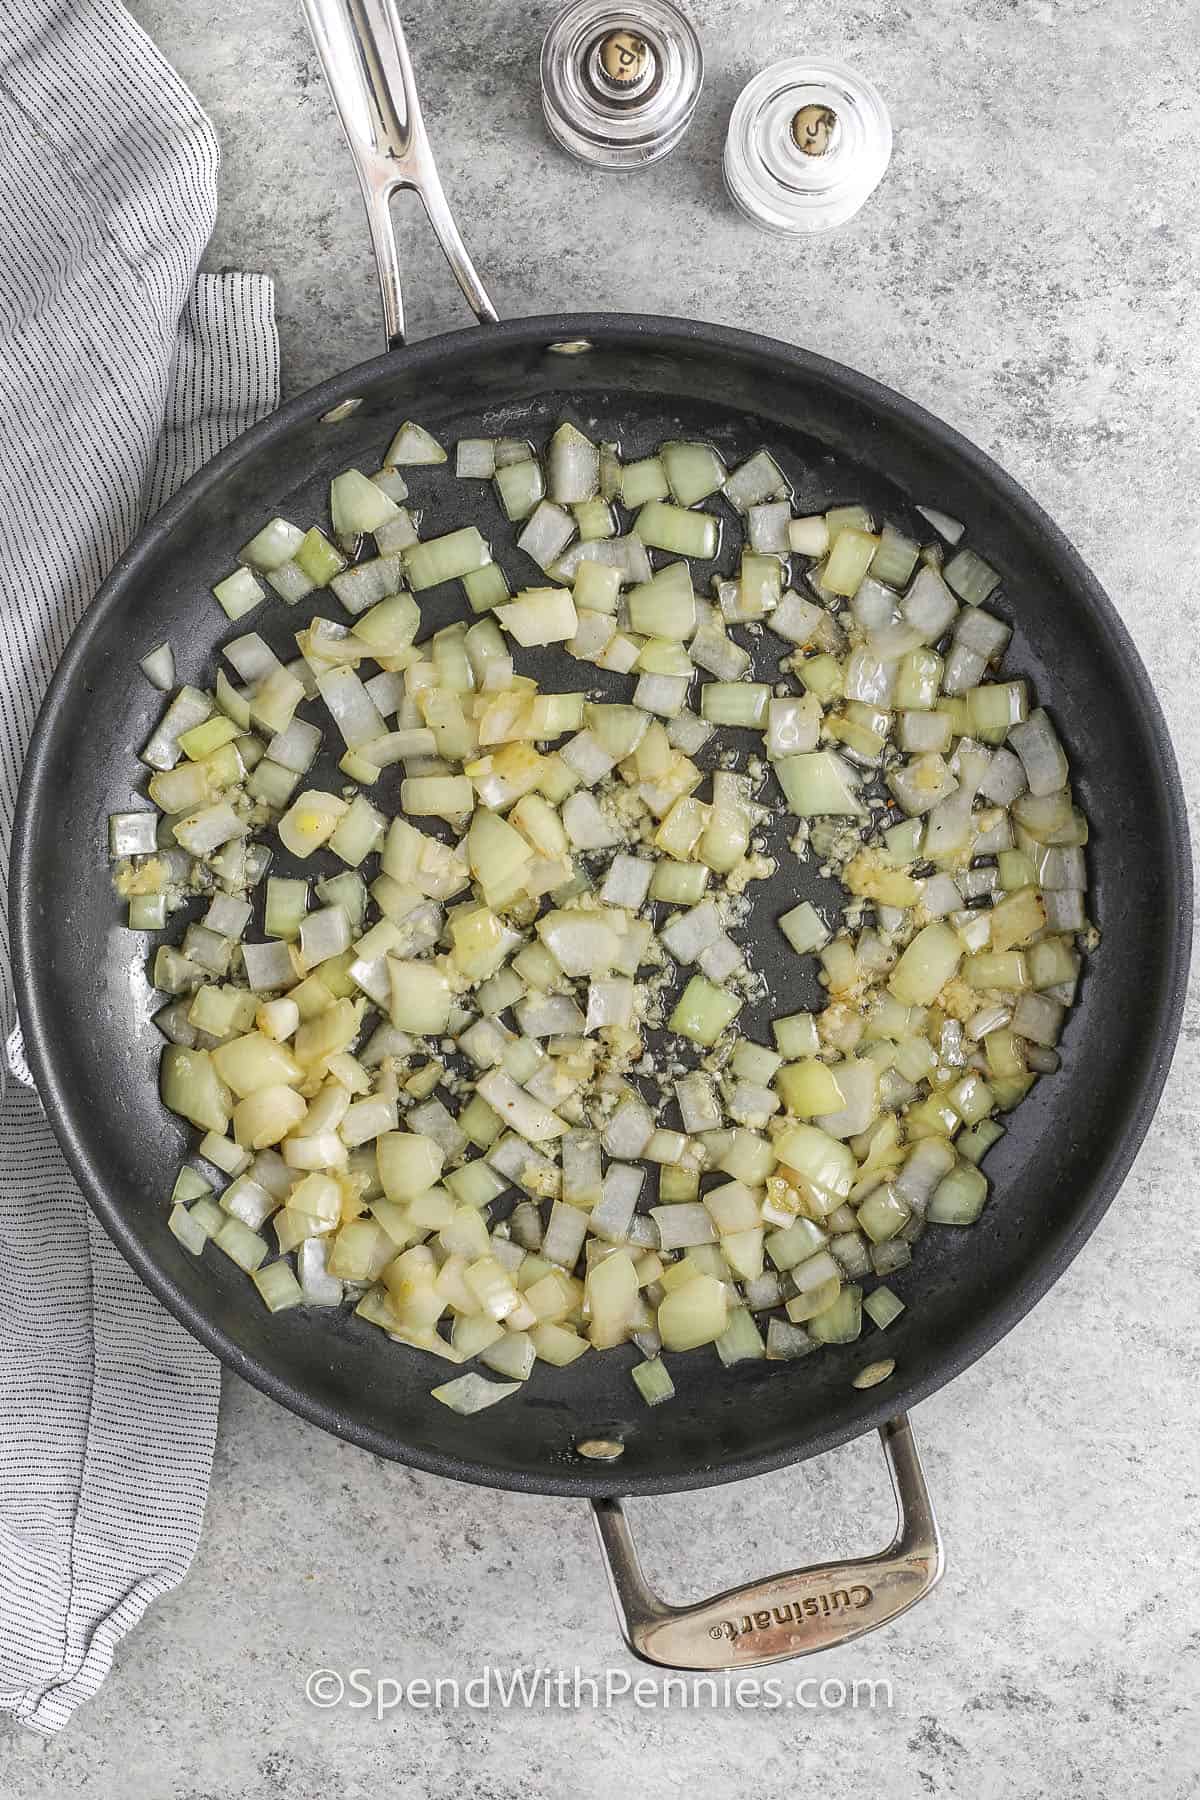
left=9, top=0, right=1191, bottom=1669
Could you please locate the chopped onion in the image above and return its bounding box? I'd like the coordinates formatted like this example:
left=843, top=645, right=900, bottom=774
left=314, top=666, right=387, bottom=750
left=916, top=505, right=964, bottom=544
left=122, top=411, right=1089, bottom=1418
left=636, top=500, right=718, bottom=561
left=774, top=750, right=866, bottom=818
left=240, top=517, right=304, bottom=573
left=768, top=590, right=824, bottom=645
left=385, top=421, right=446, bottom=466
left=456, top=437, right=496, bottom=479
left=431, top=1373, right=519, bottom=1413
left=139, top=641, right=176, bottom=691
left=723, top=449, right=788, bottom=513
left=516, top=501, right=576, bottom=572
left=496, top=587, right=578, bottom=646
left=495, top=457, right=546, bottom=522
left=662, top=441, right=724, bottom=506
left=548, top=422, right=599, bottom=505
left=1009, top=707, right=1070, bottom=797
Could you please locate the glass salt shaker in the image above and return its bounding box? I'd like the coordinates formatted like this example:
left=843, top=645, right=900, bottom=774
left=723, top=59, right=892, bottom=233
left=540, top=0, right=704, bottom=171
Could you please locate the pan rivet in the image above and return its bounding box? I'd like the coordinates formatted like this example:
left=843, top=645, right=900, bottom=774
left=791, top=103, right=838, bottom=156
left=598, top=29, right=651, bottom=86
left=576, top=1436, right=625, bottom=1461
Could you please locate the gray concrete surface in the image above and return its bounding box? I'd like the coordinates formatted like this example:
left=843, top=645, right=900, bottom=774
left=5, top=0, right=1200, bottom=1793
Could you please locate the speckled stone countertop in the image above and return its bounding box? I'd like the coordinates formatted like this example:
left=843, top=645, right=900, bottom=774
left=5, top=1, right=1199, bottom=1793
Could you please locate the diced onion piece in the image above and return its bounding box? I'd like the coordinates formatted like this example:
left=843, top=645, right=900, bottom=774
left=916, top=505, right=964, bottom=543
left=138, top=642, right=177, bottom=692
left=431, top=1373, right=520, bottom=1413
left=636, top=500, right=718, bottom=560
left=295, top=525, right=348, bottom=586
left=662, top=441, right=724, bottom=506
left=249, top=666, right=306, bottom=736
left=400, top=775, right=474, bottom=821
left=298, top=904, right=351, bottom=969
left=174, top=801, right=248, bottom=856
left=516, top=500, right=576, bottom=572
left=1009, top=708, right=1069, bottom=797
left=888, top=923, right=962, bottom=1006
left=701, top=681, right=769, bottom=728
left=387, top=959, right=451, bottom=1034
left=495, top=457, right=545, bottom=522
left=385, top=421, right=446, bottom=465
left=900, top=565, right=958, bottom=643
left=456, top=437, right=496, bottom=479
left=586, top=1164, right=641, bottom=1243
left=141, top=685, right=213, bottom=771
left=496, top=587, right=578, bottom=645
left=211, top=1032, right=301, bottom=1098
left=278, top=790, right=349, bottom=858
left=886, top=754, right=958, bottom=817
left=747, top=501, right=791, bottom=554
left=549, top=532, right=652, bottom=586
left=669, top=975, right=742, bottom=1046
left=314, top=666, right=387, bottom=750
left=823, top=528, right=878, bottom=596
left=631, top=1356, right=675, bottom=1406
left=928, top=1163, right=988, bottom=1224
left=778, top=901, right=830, bottom=955
left=330, top=471, right=401, bottom=547
left=774, top=750, right=866, bottom=818
left=723, top=449, right=788, bottom=513
left=548, top=422, right=599, bottom=504
left=536, top=907, right=621, bottom=976
left=585, top=977, right=634, bottom=1032
left=585, top=1250, right=640, bottom=1348
left=405, top=526, right=490, bottom=591
left=329, top=553, right=403, bottom=616
left=658, top=1274, right=728, bottom=1350
left=239, top=517, right=304, bottom=572
left=109, top=810, right=160, bottom=858
left=214, top=1215, right=269, bottom=1273
left=651, top=1203, right=717, bottom=1251
left=768, top=590, right=824, bottom=646
left=475, top=1070, right=567, bottom=1142
left=232, top=1084, right=307, bottom=1149
left=212, top=566, right=265, bottom=621
left=766, top=694, right=820, bottom=758
left=807, top=1285, right=862, bottom=1344
left=944, top=547, right=1000, bottom=606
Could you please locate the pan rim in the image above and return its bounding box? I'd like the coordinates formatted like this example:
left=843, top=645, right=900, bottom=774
left=10, top=311, right=1193, bottom=1498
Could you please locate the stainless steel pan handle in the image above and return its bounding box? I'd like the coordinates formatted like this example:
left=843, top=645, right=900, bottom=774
left=301, top=0, right=498, bottom=347
left=592, top=1416, right=943, bottom=1669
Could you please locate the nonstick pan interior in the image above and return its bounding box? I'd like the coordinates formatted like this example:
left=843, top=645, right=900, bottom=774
left=11, top=317, right=1190, bottom=1496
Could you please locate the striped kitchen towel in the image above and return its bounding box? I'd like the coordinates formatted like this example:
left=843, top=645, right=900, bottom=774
left=0, top=0, right=279, bottom=1735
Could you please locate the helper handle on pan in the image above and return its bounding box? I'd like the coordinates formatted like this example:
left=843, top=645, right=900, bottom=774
left=301, top=0, right=498, bottom=347
left=591, top=1416, right=942, bottom=1670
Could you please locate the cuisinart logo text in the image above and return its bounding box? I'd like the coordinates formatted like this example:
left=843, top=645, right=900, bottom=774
left=713, top=1585, right=873, bottom=1643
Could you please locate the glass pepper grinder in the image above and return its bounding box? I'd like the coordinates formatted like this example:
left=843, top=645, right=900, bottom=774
left=723, top=59, right=892, bottom=233
left=540, top=0, right=704, bottom=171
